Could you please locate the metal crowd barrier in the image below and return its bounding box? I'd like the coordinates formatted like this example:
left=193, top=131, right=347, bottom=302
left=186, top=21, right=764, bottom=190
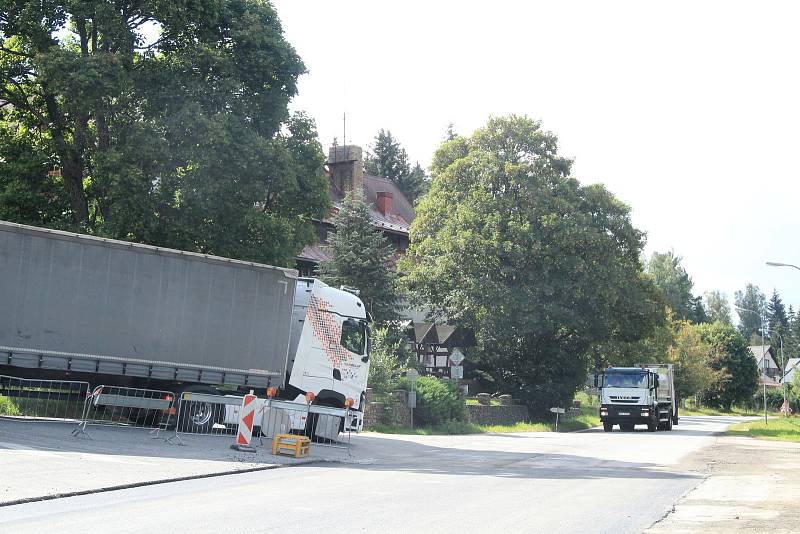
left=0, top=375, right=89, bottom=422
left=171, top=392, right=245, bottom=443
left=71, top=385, right=177, bottom=439
left=260, top=400, right=352, bottom=452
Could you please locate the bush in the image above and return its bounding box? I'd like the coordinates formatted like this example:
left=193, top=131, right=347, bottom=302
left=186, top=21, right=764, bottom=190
left=414, top=376, right=466, bottom=426
left=368, top=326, right=415, bottom=400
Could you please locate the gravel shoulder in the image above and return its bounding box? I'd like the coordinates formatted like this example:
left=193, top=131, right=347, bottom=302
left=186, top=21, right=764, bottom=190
left=646, top=434, right=800, bottom=533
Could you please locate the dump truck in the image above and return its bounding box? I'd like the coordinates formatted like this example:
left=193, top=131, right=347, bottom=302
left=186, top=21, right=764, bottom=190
left=597, top=364, right=678, bottom=432
left=0, top=220, right=370, bottom=433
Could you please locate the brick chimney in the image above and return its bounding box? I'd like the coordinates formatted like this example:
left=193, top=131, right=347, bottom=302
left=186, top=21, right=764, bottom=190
left=327, top=145, right=364, bottom=194
left=377, top=191, right=393, bottom=215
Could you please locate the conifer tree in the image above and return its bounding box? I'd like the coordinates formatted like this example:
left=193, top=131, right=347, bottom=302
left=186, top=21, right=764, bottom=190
left=364, top=130, right=427, bottom=202
left=318, top=190, right=401, bottom=323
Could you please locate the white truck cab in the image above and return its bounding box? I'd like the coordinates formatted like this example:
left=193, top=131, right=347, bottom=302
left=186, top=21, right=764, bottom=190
left=285, top=278, right=370, bottom=432
left=598, top=364, right=677, bottom=432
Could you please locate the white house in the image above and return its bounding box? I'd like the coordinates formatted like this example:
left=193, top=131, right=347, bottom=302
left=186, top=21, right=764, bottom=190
left=749, top=345, right=782, bottom=389
left=781, top=357, right=800, bottom=386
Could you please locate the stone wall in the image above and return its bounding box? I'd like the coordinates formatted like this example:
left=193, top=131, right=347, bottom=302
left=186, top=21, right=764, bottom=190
left=466, top=404, right=530, bottom=426
left=363, top=389, right=412, bottom=429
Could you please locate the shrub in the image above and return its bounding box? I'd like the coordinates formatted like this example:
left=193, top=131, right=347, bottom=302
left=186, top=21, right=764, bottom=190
left=414, top=376, right=466, bottom=426
left=368, top=326, right=415, bottom=400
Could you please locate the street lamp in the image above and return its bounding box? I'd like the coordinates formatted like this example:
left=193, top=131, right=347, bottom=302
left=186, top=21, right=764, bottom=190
left=765, top=260, right=797, bottom=414
left=766, top=261, right=800, bottom=271
left=769, top=330, right=787, bottom=413
left=735, top=305, right=768, bottom=425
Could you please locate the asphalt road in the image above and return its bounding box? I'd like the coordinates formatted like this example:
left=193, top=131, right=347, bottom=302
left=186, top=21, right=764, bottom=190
left=0, top=416, right=743, bottom=534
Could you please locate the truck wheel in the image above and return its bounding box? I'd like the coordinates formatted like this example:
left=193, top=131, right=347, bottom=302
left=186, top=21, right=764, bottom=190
left=665, top=416, right=673, bottom=431
left=647, top=416, right=658, bottom=432
left=176, top=386, right=224, bottom=434
left=603, top=422, right=613, bottom=432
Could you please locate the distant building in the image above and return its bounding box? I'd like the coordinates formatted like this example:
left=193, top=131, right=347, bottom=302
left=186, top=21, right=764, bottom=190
left=749, top=345, right=782, bottom=389
left=296, top=145, right=414, bottom=276
left=295, top=144, right=473, bottom=375
left=781, top=357, right=799, bottom=386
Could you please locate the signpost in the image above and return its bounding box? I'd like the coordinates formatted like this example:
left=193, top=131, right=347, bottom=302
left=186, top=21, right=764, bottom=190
left=449, top=348, right=465, bottom=366
left=451, top=365, right=463, bottom=379
left=407, top=369, right=419, bottom=429
left=550, top=407, right=565, bottom=431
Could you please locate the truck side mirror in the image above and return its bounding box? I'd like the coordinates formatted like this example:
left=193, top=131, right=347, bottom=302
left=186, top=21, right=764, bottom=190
left=654, top=375, right=659, bottom=389
left=593, top=373, right=599, bottom=388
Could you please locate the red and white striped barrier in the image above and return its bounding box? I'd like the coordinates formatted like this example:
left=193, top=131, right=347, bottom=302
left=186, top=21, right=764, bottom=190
left=232, top=392, right=257, bottom=452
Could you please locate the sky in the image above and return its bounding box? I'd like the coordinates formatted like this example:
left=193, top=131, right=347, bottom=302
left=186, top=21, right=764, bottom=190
left=272, top=0, right=800, bottom=317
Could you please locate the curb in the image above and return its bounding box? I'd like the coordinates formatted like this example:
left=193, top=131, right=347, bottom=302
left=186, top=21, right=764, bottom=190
left=0, top=459, right=322, bottom=508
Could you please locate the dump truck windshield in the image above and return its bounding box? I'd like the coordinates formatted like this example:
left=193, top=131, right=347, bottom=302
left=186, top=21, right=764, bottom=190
left=603, top=371, right=648, bottom=388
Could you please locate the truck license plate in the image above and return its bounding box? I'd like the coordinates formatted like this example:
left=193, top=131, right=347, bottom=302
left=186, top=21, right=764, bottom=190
left=619, top=412, right=630, bottom=415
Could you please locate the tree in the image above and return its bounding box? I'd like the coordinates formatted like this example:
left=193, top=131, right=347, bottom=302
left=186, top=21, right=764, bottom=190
left=593, top=312, right=718, bottom=401
left=364, top=129, right=427, bottom=202
left=697, top=322, right=759, bottom=410
left=318, top=189, right=401, bottom=323
left=704, top=290, right=733, bottom=325
left=646, top=251, right=699, bottom=321
left=734, top=284, right=766, bottom=339
left=766, top=289, right=790, bottom=346
left=401, top=115, right=665, bottom=415
left=0, top=0, right=329, bottom=266
left=367, top=326, right=415, bottom=399
left=667, top=320, right=719, bottom=401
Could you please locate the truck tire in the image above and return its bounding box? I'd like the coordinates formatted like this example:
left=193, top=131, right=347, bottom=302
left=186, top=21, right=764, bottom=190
left=665, top=416, right=673, bottom=431
left=647, top=416, right=658, bottom=432
left=603, top=422, right=613, bottom=432
left=176, top=386, right=225, bottom=434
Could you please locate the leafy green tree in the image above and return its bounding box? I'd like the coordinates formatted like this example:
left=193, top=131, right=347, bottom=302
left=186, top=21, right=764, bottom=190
left=401, top=115, right=665, bottom=415
left=787, top=306, right=800, bottom=362
left=646, top=251, right=700, bottom=321
left=0, top=121, right=72, bottom=227
left=367, top=326, right=415, bottom=399
left=0, top=0, right=328, bottom=266
left=734, top=284, right=766, bottom=339
left=593, top=312, right=717, bottom=400
left=698, top=322, right=759, bottom=410
left=704, top=290, right=733, bottom=325
left=364, top=129, right=427, bottom=202
left=318, top=189, right=401, bottom=323
left=667, top=320, right=719, bottom=401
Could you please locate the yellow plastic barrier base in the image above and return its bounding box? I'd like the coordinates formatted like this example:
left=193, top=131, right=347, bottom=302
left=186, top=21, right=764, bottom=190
left=271, top=433, right=311, bottom=458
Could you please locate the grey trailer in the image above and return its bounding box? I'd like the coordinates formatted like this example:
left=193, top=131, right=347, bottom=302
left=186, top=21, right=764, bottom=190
left=0, top=220, right=297, bottom=390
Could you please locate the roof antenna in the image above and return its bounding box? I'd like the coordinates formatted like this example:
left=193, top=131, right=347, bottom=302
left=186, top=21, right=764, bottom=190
left=343, top=111, right=346, bottom=147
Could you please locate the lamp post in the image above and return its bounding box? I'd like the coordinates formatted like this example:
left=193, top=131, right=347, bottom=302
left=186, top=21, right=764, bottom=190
left=765, top=260, right=797, bottom=413
left=735, top=305, right=768, bottom=425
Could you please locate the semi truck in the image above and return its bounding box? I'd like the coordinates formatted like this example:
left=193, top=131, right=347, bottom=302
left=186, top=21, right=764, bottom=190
left=598, top=364, right=678, bottom=432
left=0, top=220, right=370, bottom=435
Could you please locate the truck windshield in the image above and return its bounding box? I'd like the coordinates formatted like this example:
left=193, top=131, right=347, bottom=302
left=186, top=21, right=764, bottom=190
left=341, top=319, right=366, bottom=355
left=603, top=372, right=647, bottom=388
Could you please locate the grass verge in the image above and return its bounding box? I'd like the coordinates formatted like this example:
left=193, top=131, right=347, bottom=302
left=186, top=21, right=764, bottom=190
left=726, top=417, right=800, bottom=443
left=681, top=406, right=778, bottom=417
left=369, top=405, right=601, bottom=435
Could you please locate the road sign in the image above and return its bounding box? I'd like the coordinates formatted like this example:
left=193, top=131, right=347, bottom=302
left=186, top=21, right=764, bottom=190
left=549, top=407, right=565, bottom=414
left=449, top=348, right=465, bottom=366
left=451, top=365, right=463, bottom=379
left=408, top=391, right=417, bottom=409
left=406, top=368, right=419, bottom=382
